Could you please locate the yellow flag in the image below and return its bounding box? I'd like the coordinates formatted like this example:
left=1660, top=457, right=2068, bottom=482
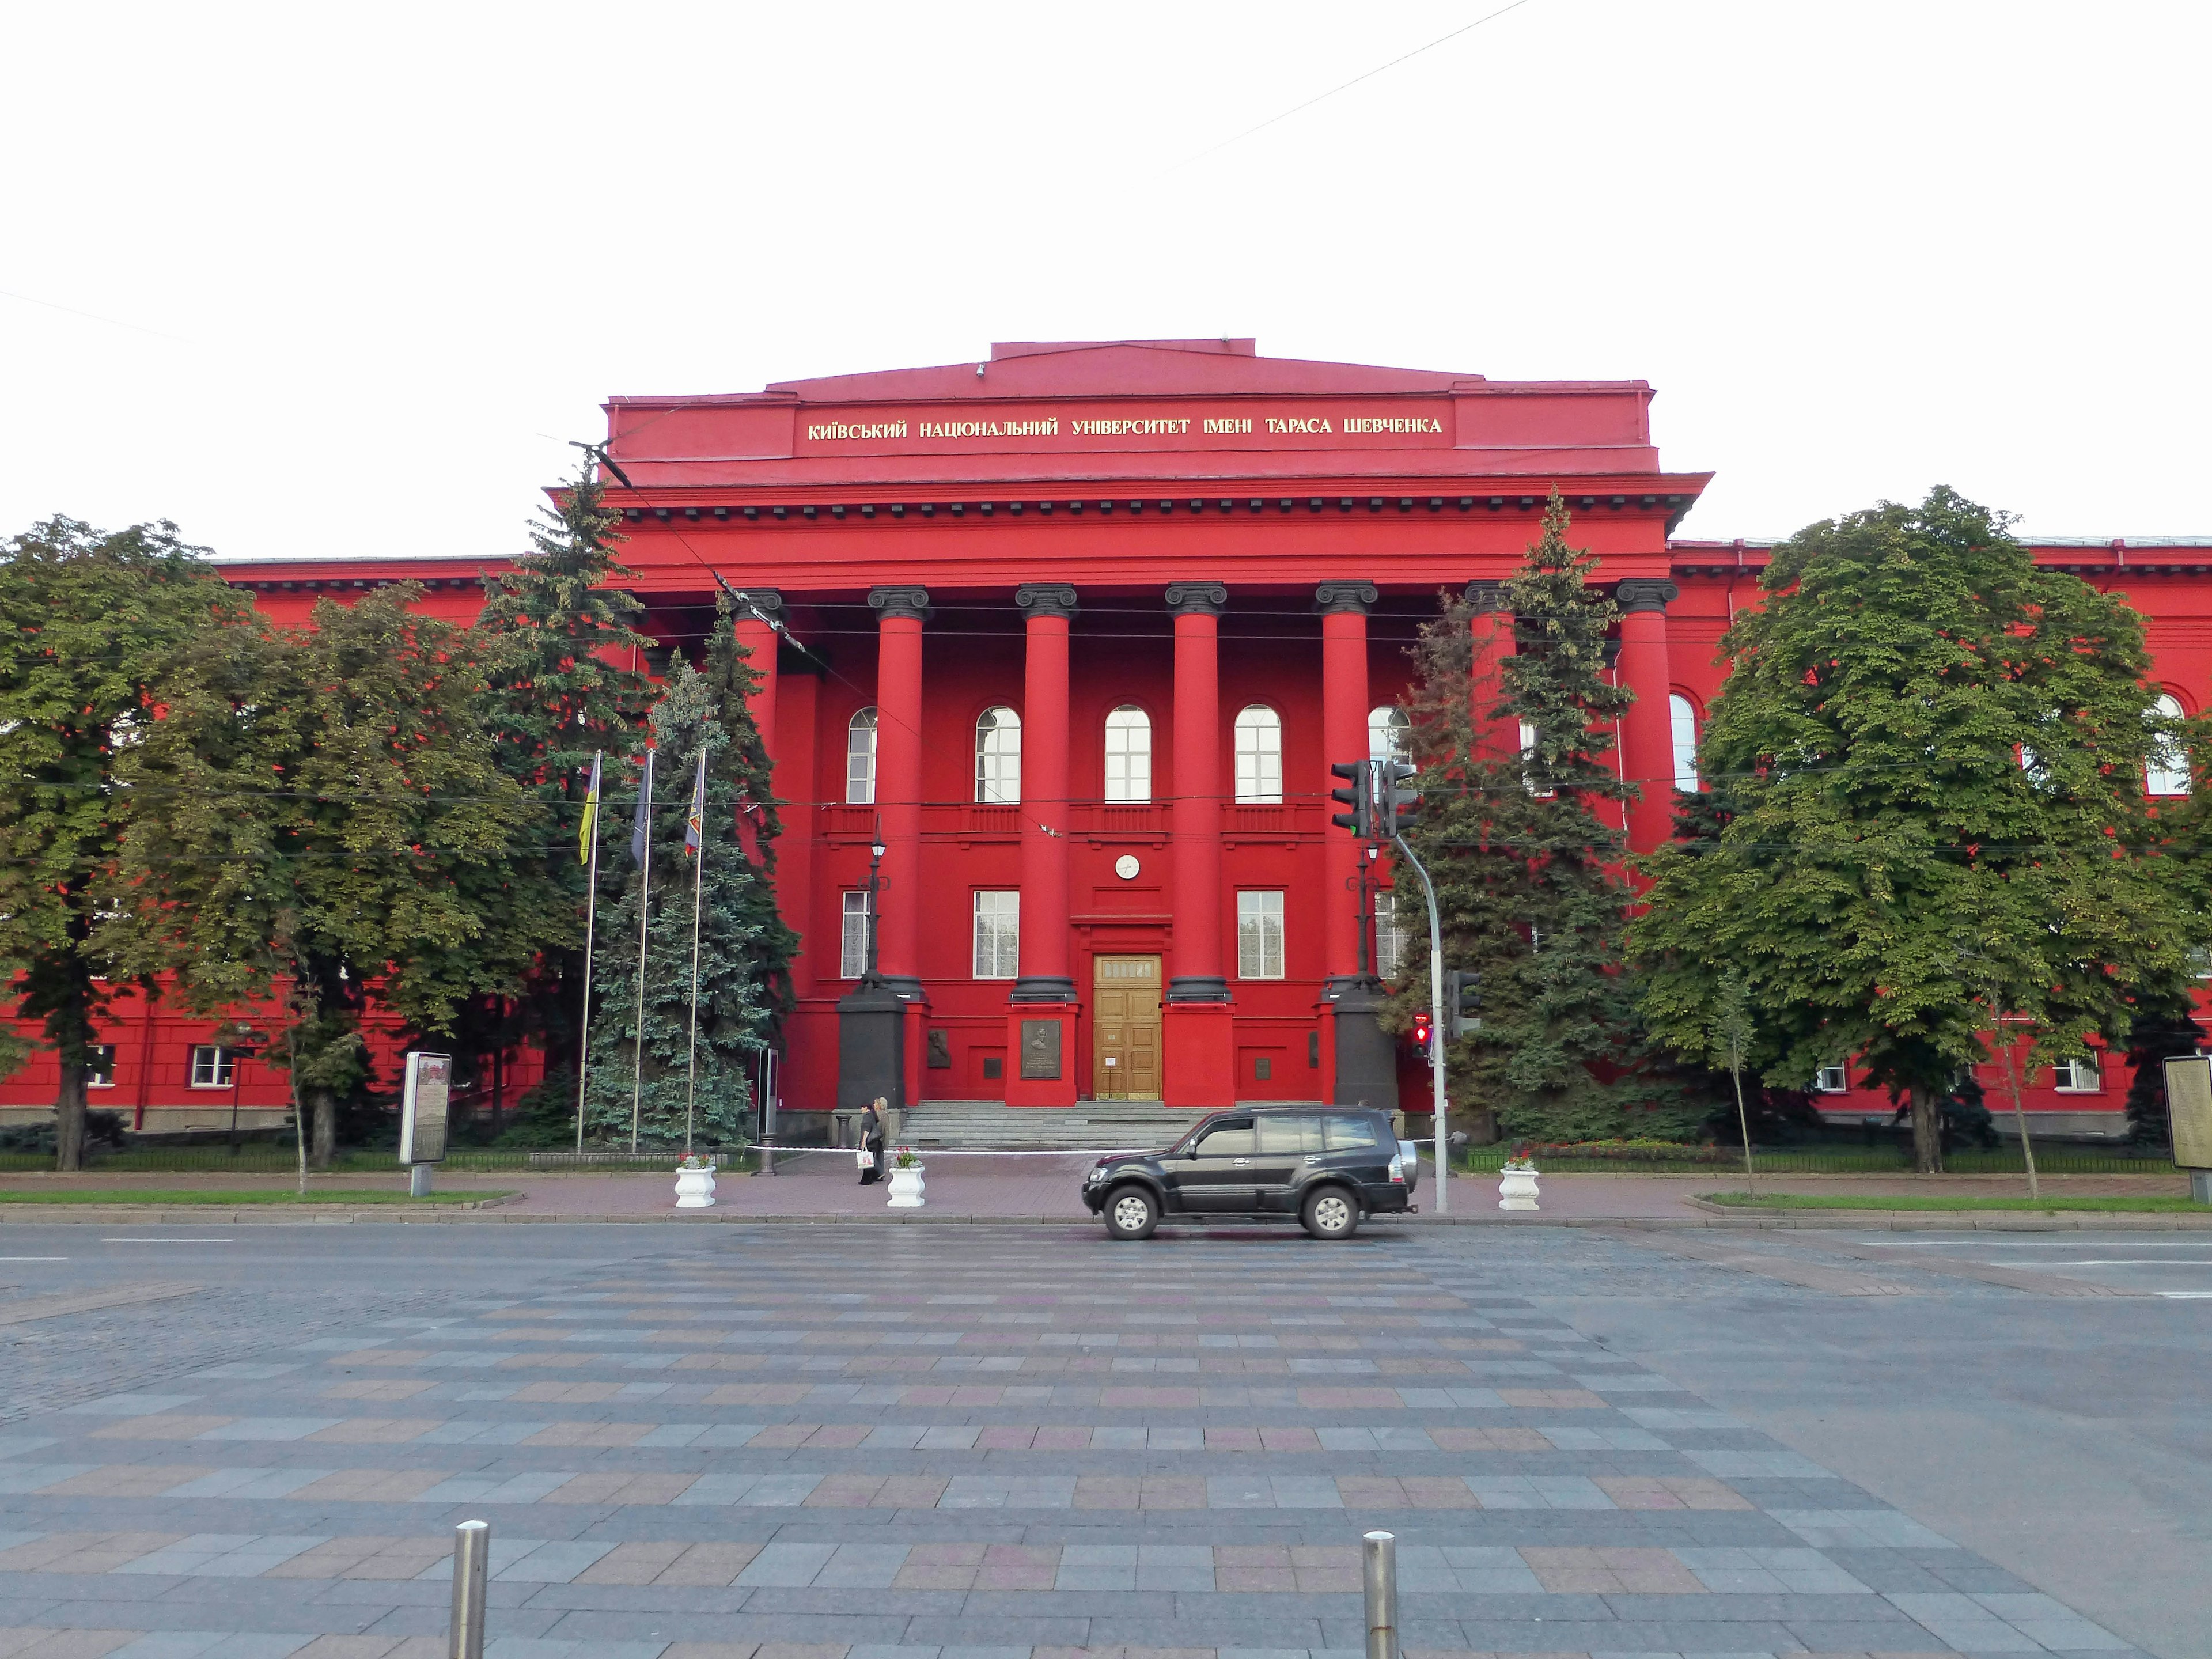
left=578, top=752, right=602, bottom=866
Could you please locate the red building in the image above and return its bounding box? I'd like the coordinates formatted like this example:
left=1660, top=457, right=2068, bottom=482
left=7, top=339, right=2206, bottom=1137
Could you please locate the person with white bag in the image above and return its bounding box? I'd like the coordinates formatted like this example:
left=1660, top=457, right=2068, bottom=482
left=856, top=1097, right=887, bottom=1185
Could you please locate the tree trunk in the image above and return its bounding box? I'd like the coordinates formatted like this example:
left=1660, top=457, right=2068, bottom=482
left=53, top=1063, right=87, bottom=1174
left=1910, top=1080, right=1944, bottom=1175
left=310, top=1089, right=336, bottom=1172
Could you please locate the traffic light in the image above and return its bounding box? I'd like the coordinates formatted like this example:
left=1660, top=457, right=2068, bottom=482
left=1328, top=759, right=1374, bottom=839
left=1378, top=758, right=1420, bottom=836
left=1409, top=1005, right=1434, bottom=1061
left=1443, top=969, right=1482, bottom=1040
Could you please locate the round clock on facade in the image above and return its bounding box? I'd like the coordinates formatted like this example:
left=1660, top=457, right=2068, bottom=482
left=1114, top=854, right=1140, bottom=880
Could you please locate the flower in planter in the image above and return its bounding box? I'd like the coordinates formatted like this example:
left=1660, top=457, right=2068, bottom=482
left=1499, top=1141, right=1539, bottom=1175
left=677, top=1153, right=715, bottom=1172
left=893, top=1146, right=919, bottom=1170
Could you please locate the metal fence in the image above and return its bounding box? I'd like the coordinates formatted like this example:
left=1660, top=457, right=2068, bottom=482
left=0, top=1144, right=752, bottom=1176
left=1457, top=1143, right=2178, bottom=1177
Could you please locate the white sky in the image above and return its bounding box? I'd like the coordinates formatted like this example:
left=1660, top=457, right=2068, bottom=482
left=6, top=1, right=2207, bottom=562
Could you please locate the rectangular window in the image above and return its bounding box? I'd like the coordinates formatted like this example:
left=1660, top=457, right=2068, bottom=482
left=1520, top=720, right=1555, bottom=798
left=86, top=1045, right=116, bottom=1089
left=1237, top=891, right=1285, bottom=980
left=972, top=890, right=1020, bottom=979
left=840, top=891, right=870, bottom=980
left=189, top=1045, right=235, bottom=1089
left=1374, top=902, right=1407, bottom=982
left=2052, top=1058, right=2102, bottom=1093
left=1815, top=1064, right=1849, bottom=1094
left=1257, top=1114, right=1321, bottom=1155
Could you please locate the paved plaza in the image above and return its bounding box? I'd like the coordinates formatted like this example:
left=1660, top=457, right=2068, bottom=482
left=0, top=1222, right=2193, bottom=1657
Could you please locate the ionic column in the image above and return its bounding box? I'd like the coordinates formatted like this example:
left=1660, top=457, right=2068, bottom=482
left=1012, top=584, right=1077, bottom=1003
left=728, top=589, right=781, bottom=769
left=1615, top=579, right=1680, bottom=854
left=1466, top=580, right=1518, bottom=764
left=1315, top=581, right=1377, bottom=990
left=867, top=585, right=929, bottom=993
left=1166, top=583, right=1228, bottom=1003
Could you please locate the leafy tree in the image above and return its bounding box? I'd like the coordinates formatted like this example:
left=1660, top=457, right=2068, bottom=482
left=2122, top=1001, right=2203, bottom=1148
left=103, top=588, right=548, bottom=1181
left=0, top=517, right=248, bottom=1169
left=1633, top=487, right=2199, bottom=1172
left=583, top=623, right=792, bottom=1149
left=467, top=465, right=656, bottom=1107
left=1388, top=493, right=1685, bottom=1143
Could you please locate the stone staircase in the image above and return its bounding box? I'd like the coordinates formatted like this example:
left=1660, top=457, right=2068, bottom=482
left=895, top=1100, right=1211, bottom=1152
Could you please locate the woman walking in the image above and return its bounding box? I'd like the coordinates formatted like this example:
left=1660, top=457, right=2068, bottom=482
left=857, top=1096, right=888, bottom=1185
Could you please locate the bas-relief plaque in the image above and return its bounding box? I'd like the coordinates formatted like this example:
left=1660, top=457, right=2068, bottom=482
left=2165, top=1055, right=2212, bottom=1169
left=1020, top=1020, right=1062, bottom=1081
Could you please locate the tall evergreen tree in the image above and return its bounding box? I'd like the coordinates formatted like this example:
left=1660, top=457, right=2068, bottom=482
left=1633, top=487, right=2199, bottom=1172
left=583, top=618, right=793, bottom=1149
left=0, top=517, right=249, bottom=1168
left=1388, top=493, right=1680, bottom=1143
left=468, top=465, right=656, bottom=1107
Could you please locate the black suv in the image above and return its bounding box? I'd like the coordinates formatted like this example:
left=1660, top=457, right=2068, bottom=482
left=1080, top=1105, right=1416, bottom=1241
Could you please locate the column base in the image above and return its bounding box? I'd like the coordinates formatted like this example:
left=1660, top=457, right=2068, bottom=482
left=1166, top=976, right=1232, bottom=1004
left=836, top=978, right=929, bottom=1112
left=1162, top=1003, right=1237, bottom=1109
left=1003, top=1003, right=1078, bottom=1107
left=1009, top=975, right=1078, bottom=1003
left=1321, top=976, right=1400, bottom=1111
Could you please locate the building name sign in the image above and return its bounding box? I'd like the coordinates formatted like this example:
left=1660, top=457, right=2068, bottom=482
left=802, top=408, right=1447, bottom=446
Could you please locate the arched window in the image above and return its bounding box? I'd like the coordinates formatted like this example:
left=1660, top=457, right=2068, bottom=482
left=846, top=707, right=877, bottom=804
left=2147, top=692, right=2191, bottom=796
left=1234, top=704, right=1282, bottom=803
left=976, top=706, right=1022, bottom=804
left=1669, top=694, right=1699, bottom=792
left=1368, top=705, right=1410, bottom=764
left=1104, top=706, right=1152, bottom=802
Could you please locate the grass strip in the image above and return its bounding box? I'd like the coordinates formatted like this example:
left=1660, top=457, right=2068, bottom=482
left=0, top=1188, right=514, bottom=1206
left=1700, top=1191, right=2207, bottom=1213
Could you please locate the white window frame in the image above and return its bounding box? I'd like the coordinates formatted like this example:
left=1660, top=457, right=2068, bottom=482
left=2147, top=693, right=2191, bottom=797
left=1234, top=705, right=1282, bottom=804
left=1520, top=720, right=1555, bottom=798
left=86, top=1044, right=116, bottom=1089
left=976, top=706, right=1022, bottom=805
left=2052, top=1057, right=2102, bottom=1094
left=972, top=889, right=1020, bottom=979
left=189, top=1045, right=235, bottom=1089
left=1669, top=693, right=1699, bottom=793
left=1237, top=890, right=1285, bottom=980
left=1814, top=1064, right=1849, bottom=1094
left=839, top=891, right=870, bottom=980
left=1368, top=704, right=1410, bottom=765
left=846, top=707, right=878, bottom=805
left=1104, top=705, right=1152, bottom=802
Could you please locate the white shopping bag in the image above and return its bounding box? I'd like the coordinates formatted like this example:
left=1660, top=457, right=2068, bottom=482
left=856, top=1147, right=875, bottom=1170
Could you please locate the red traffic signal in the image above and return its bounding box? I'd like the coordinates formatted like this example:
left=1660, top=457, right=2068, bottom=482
left=1410, top=1007, right=1434, bottom=1056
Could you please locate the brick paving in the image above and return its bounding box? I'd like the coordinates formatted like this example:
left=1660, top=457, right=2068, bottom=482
left=0, top=1228, right=2145, bottom=1656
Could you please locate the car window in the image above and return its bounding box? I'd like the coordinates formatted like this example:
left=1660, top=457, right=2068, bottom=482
left=1257, top=1116, right=1321, bottom=1155
left=1194, top=1122, right=1256, bottom=1157
left=1321, top=1114, right=1380, bottom=1150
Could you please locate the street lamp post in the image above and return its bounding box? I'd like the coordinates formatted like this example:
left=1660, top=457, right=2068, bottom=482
left=863, top=829, right=887, bottom=982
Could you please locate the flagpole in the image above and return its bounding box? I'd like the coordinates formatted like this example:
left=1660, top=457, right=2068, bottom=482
left=631, top=749, right=654, bottom=1153
left=575, top=752, right=603, bottom=1154
left=684, top=749, right=707, bottom=1155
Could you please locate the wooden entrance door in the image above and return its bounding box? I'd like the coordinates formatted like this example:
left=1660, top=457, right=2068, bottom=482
left=1092, top=955, right=1162, bottom=1099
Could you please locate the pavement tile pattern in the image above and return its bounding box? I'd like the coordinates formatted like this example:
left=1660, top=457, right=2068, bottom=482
left=0, top=1229, right=2142, bottom=1657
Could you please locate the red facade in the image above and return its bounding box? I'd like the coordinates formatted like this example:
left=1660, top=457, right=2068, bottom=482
left=9, top=340, right=2206, bottom=1135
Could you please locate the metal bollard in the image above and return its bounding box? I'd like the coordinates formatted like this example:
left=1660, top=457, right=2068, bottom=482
left=450, top=1518, right=489, bottom=1658
left=1363, top=1528, right=1397, bottom=1659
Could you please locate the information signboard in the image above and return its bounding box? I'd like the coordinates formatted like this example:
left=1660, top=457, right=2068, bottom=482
left=2162, top=1055, right=2212, bottom=1171
left=399, top=1051, right=453, bottom=1166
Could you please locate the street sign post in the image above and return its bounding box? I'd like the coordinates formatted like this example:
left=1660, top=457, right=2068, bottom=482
left=2163, top=1055, right=2212, bottom=1204
left=399, top=1051, right=453, bottom=1198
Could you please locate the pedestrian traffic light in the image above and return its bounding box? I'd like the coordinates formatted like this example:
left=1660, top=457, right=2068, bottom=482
left=1443, top=969, right=1482, bottom=1039
left=1378, top=758, right=1419, bottom=836
left=1410, top=1005, right=1434, bottom=1060
left=1328, top=759, right=1374, bottom=839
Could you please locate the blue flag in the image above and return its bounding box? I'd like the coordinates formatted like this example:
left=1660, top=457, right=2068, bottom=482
left=630, top=749, right=654, bottom=867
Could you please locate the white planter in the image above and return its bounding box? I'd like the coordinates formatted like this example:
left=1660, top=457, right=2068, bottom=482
left=1497, top=1168, right=1540, bottom=1211
left=887, top=1164, right=926, bottom=1209
left=674, top=1165, right=718, bottom=1209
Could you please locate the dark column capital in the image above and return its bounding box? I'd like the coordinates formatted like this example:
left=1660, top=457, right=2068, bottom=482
left=1014, top=583, right=1078, bottom=619
left=725, top=587, right=782, bottom=618
left=1465, top=580, right=1512, bottom=615
left=867, top=585, right=930, bottom=620
left=1314, top=580, right=1378, bottom=615
left=1165, top=582, right=1228, bottom=616
left=1615, top=578, right=1680, bottom=615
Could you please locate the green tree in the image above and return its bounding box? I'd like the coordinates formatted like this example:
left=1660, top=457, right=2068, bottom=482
left=583, top=622, right=792, bottom=1149
left=1388, top=493, right=1681, bottom=1143
left=1633, top=486, right=2199, bottom=1172
left=468, top=465, right=656, bottom=1109
left=0, top=517, right=249, bottom=1169
left=103, top=588, right=547, bottom=1182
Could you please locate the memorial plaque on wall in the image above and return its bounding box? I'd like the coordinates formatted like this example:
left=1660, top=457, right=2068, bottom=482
left=2165, top=1055, right=2212, bottom=1169
left=1019, top=1020, right=1062, bottom=1081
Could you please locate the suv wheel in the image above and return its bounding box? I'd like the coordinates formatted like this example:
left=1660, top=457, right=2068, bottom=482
left=1301, top=1185, right=1358, bottom=1241
left=1104, top=1185, right=1160, bottom=1240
